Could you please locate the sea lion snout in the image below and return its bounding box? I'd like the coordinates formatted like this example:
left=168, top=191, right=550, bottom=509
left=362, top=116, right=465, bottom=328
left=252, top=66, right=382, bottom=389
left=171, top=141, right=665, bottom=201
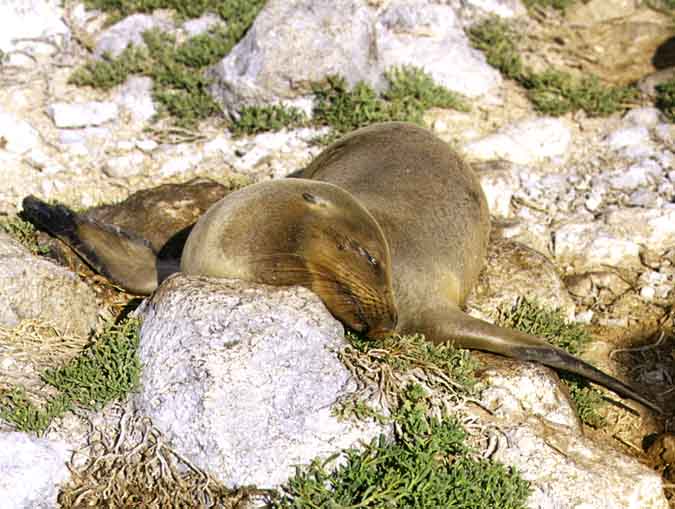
left=363, top=299, right=398, bottom=339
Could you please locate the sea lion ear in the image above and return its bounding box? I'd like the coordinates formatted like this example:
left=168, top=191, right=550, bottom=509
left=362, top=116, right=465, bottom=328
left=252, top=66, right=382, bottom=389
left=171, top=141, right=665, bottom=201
left=302, top=192, right=330, bottom=208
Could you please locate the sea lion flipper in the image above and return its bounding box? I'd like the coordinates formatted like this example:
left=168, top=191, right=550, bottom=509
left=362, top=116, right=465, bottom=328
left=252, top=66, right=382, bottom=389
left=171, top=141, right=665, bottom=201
left=22, top=196, right=168, bottom=295
left=415, top=307, right=663, bottom=415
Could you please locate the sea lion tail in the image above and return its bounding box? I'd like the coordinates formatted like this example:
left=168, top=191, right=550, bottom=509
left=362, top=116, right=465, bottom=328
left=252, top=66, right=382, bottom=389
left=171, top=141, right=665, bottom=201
left=419, top=308, right=663, bottom=415
left=22, top=195, right=166, bottom=295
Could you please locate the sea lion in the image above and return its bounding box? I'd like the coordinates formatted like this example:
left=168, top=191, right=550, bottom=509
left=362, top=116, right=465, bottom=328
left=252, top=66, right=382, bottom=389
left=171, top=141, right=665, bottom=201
left=22, top=122, right=662, bottom=414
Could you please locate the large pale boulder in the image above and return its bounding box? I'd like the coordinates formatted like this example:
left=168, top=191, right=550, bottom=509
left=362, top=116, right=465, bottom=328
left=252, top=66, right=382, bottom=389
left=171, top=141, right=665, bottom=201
left=134, top=274, right=386, bottom=488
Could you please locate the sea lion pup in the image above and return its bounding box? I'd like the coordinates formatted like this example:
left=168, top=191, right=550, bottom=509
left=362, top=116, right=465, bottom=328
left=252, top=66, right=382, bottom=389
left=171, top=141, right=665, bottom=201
left=22, top=122, right=661, bottom=413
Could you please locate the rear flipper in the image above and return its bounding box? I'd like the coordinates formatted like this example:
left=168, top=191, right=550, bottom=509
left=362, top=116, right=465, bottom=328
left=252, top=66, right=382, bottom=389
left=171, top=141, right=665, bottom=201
left=22, top=195, right=175, bottom=294
left=412, top=307, right=663, bottom=415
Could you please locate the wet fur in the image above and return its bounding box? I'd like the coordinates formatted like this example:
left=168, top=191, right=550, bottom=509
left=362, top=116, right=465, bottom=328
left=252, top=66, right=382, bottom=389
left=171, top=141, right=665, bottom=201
left=22, top=123, right=662, bottom=414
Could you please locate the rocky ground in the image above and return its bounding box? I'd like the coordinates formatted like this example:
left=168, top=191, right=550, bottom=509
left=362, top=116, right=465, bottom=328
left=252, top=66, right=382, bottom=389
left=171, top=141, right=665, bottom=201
left=1, top=0, right=674, bottom=508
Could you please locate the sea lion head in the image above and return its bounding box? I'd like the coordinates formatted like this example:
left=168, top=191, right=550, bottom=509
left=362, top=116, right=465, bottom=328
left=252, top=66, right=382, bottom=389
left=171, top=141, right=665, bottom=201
left=293, top=182, right=398, bottom=337
left=181, top=179, right=398, bottom=337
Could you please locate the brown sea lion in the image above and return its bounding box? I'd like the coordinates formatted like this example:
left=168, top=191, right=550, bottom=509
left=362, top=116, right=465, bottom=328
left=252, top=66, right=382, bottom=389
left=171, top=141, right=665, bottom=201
left=22, top=122, right=662, bottom=414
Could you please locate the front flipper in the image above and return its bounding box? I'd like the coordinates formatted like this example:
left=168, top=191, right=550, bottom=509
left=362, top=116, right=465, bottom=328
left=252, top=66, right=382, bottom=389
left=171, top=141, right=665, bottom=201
left=22, top=196, right=176, bottom=294
left=410, top=307, right=663, bottom=415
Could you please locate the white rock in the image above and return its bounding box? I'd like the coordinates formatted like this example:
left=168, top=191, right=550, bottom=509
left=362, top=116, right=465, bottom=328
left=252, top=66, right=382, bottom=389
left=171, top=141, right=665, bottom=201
left=459, top=0, right=526, bottom=18
left=605, top=126, right=650, bottom=151
left=0, top=232, right=99, bottom=335
left=114, top=76, right=157, bottom=124
left=584, top=192, right=603, bottom=211
left=606, top=207, right=675, bottom=249
left=203, top=135, right=233, bottom=155
left=608, top=165, right=652, bottom=191
left=135, top=275, right=386, bottom=488
left=374, top=1, right=501, bottom=98
left=49, top=102, right=119, bottom=128
left=0, top=432, right=70, bottom=509
left=136, top=139, right=158, bottom=152
left=481, top=363, right=580, bottom=431
left=477, top=168, right=518, bottom=217
left=208, top=0, right=501, bottom=116
left=103, top=152, right=146, bottom=178
left=0, top=0, right=70, bottom=55
left=494, top=425, right=667, bottom=509
left=628, top=189, right=661, bottom=208
left=623, top=107, right=663, bottom=128
left=181, top=13, right=222, bottom=37
left=654, top=123, right=673, bottom=144
left=554, top=223, right=641, bottom=268
left=94, top=14, right=174, bottom=59
left=159, top=153, right=204, bottom=176
left=640, top=286, right=656, bottom=301
left=0, top=112, right=40, bottom=154
left=463, top=118, right=571, bottom=165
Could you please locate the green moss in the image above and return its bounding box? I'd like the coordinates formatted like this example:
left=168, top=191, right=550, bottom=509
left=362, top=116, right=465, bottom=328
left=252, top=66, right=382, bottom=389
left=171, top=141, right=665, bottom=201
left=275, top=384, right=531, bottom=508
left=0, top=216, right=50, bottom=255
left=0, top=317, right=141, bottom=434
left=231, top=105, right=308, bottom=136
left=656, top=79, right=675, bottom=122
left=468, top=18, right=638, bottom=117
left=497, top=299, right=607, bottom=427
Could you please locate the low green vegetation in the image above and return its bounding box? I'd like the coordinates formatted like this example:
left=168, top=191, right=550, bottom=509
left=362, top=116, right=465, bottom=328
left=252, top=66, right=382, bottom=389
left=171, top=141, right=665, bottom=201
left=522, top=0, right=576, bottom=10
left=468, top=18, right=638, bottom=117
left=231, top=104, right=308, bottom=136
left=656, top=79, right=675, bottom=122
left=275, top=384, right=531, bottom=508
left=312, top=67, right=468, bottom=142
left=71, top=1, right=266, bottom=127
left=0, top=317, right=141, bottom=434
left=0, top=216, right=50, bottom=255
left=83, top=0, right=263, bottom=24
left=335, top=331, right=479, bottom=422
left=497, top=299, right=607, bottom=427
left=72, top=1, right=468, bottom=134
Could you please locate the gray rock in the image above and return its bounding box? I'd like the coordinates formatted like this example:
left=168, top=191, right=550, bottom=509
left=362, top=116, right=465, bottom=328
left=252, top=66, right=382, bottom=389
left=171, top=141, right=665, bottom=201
left=0, top=432, right=70, bottom=509
left=0, top=232, right=98, bottom=336
left=478, top=363, right=668, bottom=509
left=94, top=13, right=174, bottom=59
left=553, top=222, right=641, bottom=269
left=608, top=161, right=660, bottom=191
left=374, top=1, right=501, bottom=97
left=623, top=107, right=663, bottom=128
left=134, top=274, right=385, bottom=488
left=181, top=13, right=223, bottom=37
left=605, top=207, right=675, bottom=250
left=453, top=0, right=526, bottom=18
left=0, top=112, right=40, bottom=155
left=114, top=77, right=157, bottom=124
left=463, top=117, right=571, bottom=164
left=103, top=151, right=147, bottom=178
left=209, top=0, right=500, bottom=115
left=605, top=126, right=650, bottom=151
left=49, top=102, right=119, bottom=128
left=0, top=0, right=70, bottom=57
left=476, top=162, right=519, bottom=217
left=466, top=238, right=575, bottom=322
